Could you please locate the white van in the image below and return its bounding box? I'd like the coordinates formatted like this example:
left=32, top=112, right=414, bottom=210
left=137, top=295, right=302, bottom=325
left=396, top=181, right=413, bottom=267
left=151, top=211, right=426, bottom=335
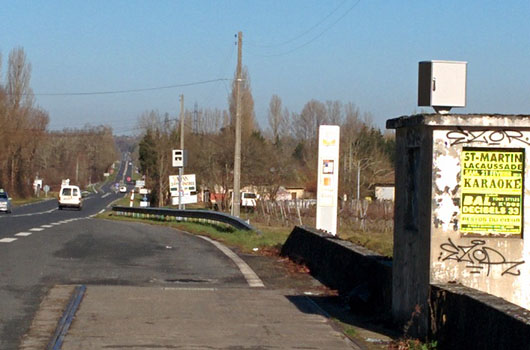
left=58, top=185, right=83, bottom=210
left=241, top=192, right=258, bottom=209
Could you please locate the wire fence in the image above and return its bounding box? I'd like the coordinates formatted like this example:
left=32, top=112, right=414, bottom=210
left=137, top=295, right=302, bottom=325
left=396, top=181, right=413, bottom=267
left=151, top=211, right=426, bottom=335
left=251, top=199, right=394, bottom=232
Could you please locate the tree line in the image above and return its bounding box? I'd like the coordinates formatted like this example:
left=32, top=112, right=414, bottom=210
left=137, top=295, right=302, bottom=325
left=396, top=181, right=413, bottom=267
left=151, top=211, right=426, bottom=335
left=0, top=47, right=118, bottom=197
left=137, top=67, right=395, bottom=207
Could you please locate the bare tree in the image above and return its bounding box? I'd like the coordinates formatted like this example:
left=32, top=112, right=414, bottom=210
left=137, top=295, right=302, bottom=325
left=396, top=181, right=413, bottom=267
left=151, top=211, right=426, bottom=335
left=267, top=95, right=289, bottom=142
left=292, top=99, right=327, bottom=142
left=228, top=67, right=257, bottom=140
left=7, top=47, right=33, bottom=110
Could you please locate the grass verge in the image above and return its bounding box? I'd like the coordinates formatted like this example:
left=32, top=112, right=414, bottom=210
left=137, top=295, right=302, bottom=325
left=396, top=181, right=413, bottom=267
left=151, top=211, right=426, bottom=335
left=98, top=209, right=292, bottom=254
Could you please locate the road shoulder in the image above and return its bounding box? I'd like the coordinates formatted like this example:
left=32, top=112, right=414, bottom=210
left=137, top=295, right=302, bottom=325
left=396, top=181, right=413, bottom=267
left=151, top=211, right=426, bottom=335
left=19, top=285, right=75, bottom=350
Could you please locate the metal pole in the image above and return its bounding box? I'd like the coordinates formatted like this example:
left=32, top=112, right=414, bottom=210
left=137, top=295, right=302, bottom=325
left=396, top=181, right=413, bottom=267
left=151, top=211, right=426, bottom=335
left=232, top=31, right=242, bottom=217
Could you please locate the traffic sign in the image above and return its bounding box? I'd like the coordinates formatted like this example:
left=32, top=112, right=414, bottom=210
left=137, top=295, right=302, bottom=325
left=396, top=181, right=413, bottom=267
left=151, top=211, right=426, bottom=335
left=172, top=149, right=187, bottom=168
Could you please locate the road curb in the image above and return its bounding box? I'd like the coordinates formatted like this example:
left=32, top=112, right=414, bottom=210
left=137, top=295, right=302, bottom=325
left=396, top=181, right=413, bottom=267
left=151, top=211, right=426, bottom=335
left=47, top=285, right=86, bottom=350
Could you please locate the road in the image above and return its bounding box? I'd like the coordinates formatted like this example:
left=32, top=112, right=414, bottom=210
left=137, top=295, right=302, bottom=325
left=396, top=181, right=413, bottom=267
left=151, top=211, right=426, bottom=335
left=0, top=159, right=131, bottom=349
left=0, top=158, right=355, bottom=349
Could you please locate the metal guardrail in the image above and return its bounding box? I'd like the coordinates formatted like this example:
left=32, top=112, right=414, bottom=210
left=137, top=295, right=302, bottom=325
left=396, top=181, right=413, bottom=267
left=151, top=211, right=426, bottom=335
left=112, top=205, right=254, bottom=231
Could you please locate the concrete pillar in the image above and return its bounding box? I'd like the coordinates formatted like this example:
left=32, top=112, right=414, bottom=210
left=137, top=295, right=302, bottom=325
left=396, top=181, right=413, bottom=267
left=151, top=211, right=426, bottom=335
left=387, top=113, right=530, bottom=337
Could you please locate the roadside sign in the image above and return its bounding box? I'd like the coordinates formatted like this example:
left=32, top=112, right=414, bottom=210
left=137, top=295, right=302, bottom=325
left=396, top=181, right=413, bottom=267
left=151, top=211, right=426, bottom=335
left=172, top=149, right=187, bottom=168
left=316, top=125, right=340, bottom=236
left=169, top=174, right=197, bottom=204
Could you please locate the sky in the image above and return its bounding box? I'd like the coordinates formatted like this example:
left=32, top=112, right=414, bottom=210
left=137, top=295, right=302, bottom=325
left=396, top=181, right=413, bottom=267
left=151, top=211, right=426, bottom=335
left=2, top=1, right=530, bottom=135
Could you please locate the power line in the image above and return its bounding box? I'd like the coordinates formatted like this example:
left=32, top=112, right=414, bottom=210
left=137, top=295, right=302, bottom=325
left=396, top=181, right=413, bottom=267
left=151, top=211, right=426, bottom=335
left=246, top=0, right=349, bottom=49
left=248, top=0, right=361, bottom=58
left=30, top=78, right=232, bottom=96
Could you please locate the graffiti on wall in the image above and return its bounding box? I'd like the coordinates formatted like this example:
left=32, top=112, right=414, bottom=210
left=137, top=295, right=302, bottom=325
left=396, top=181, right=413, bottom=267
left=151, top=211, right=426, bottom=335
left=438, top=238, right=525, bottom=277
left=446, top=130, right=530, bottom=147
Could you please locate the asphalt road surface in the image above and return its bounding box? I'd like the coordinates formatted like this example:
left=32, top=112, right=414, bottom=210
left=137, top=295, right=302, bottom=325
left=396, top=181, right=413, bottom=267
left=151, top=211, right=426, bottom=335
left=0, top=159, right=134, bottom=349
left=1, top=158, right=355, bottom=349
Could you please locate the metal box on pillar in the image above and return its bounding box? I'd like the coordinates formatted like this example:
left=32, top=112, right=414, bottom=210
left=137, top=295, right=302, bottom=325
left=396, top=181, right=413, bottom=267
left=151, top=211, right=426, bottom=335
left=418, top=60, right=467, bottom=114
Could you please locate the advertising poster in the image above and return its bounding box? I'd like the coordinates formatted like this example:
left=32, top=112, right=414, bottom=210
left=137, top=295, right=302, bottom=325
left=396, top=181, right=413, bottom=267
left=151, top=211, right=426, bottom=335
left=460, top=147, right=524, bottom=236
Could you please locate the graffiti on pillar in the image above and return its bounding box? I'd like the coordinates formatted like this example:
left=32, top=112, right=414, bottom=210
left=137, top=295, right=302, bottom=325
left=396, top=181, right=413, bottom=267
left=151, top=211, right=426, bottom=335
left=446, top=130, right=530, bottom=147
left=438, top=238, right=525, bottom=277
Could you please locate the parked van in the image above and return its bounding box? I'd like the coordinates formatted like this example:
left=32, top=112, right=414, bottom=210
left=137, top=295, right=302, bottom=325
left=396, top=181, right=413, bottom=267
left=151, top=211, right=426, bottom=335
left=58, top=185, right=83, bottom=210
left=241, top=192, right=258, bottom=209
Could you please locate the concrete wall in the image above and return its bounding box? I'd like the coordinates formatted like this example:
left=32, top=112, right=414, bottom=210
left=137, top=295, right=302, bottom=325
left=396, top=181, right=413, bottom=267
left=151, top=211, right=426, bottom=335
left=280, top=226, right=392, bottom=313
left=281, top=226, right=530, bottom=349
left=430, top=283, right=530, bottom=350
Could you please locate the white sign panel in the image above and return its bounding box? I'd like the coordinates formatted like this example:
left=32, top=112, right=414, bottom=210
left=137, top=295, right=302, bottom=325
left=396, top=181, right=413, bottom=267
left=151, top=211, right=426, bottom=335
left=316, top=125, right=340, bottom=236
left=172, top=149, right=184, bottom=167
left=169, top=174, right=197, bottom=204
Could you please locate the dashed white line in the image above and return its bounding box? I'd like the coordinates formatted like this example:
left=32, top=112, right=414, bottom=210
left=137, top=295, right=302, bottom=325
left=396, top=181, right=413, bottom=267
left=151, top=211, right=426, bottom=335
left=198, top=235, right=265, bottom=288
left=0, top=238, right=17, bottom=243
left=102, top=193, right=111, bottom=199
left=41, top=225, right=53, bottom=228
left=11, top=208, right=56, bottom=218
left=30, top=228, right=44, bottom=232
left=15, top=232, right=32, bottom=237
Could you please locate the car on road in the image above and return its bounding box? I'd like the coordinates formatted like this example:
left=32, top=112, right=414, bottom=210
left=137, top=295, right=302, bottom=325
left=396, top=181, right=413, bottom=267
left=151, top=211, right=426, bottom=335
left=0, top=189, right=12, bottom=213
left=58, top=185, right=83, bottom=210
left=119, top=186, right=127, bottom=193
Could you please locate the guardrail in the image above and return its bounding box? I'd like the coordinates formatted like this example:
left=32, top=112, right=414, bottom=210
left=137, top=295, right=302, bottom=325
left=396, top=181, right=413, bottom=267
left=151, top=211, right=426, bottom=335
left=112, top=205, right=254, bottom=231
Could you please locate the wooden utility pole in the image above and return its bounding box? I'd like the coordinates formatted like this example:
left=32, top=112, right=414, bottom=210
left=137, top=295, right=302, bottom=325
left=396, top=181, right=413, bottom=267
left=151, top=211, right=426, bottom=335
left=232, top=31, right=243, bottom=217
left=179, top=94, right=184, bottom=209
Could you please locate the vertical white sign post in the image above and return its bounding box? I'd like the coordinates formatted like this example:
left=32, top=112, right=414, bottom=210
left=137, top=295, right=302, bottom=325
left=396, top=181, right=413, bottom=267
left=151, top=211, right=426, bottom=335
left=316, top=125, right=340, bottom=236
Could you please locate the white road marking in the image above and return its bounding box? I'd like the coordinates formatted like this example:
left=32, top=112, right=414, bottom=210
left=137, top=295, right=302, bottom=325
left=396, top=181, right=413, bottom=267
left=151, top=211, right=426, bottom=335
left=163, top=287, right=218, bottom=291
left=50, top=222, right=61, bottom=226
left=15, top=232, right=32, bottom=237
left=198, top=235, right=265, bottom=288
left=0, top=238, right=17, bottom=243
left=98, top=209, right=105, bottom=214
left=41, top=225, right=53, bottom=228
left=102, top=193, right=111, bottom=199
left=11, top=208, right=56, bottom=218
left=30, top=228, right=44, bottom=232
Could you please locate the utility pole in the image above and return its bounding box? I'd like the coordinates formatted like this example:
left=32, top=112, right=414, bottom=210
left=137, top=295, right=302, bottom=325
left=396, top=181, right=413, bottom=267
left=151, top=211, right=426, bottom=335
left=357, top=160, right=361, bottom=200
left=232, top=31, right=242, bottom=217
left=179, top=94, right=185, bottom=210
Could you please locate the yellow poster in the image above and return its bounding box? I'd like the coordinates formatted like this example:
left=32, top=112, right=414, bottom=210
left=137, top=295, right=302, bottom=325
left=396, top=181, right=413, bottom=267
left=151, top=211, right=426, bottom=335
left=460, top=148, right=524, bottom=235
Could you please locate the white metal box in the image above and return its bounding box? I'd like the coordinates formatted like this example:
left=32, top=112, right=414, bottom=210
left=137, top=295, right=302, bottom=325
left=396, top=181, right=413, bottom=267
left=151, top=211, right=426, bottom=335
left=418, top=60, right=467, bottom=110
